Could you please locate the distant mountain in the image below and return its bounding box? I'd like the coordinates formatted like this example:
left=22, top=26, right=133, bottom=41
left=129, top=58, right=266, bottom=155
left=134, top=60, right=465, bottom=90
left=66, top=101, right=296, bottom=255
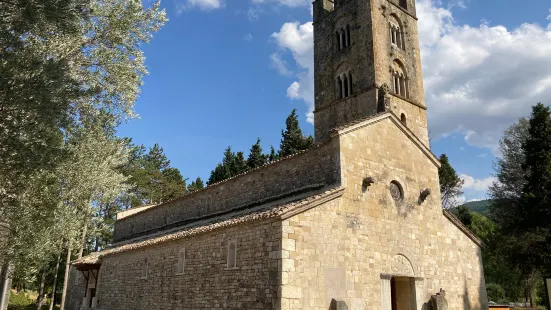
left=459, top=199, right=492, bottom=215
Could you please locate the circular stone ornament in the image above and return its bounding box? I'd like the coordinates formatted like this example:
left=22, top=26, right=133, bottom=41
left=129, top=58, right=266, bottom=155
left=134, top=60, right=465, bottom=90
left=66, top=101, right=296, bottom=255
left=390, top=181, right=404, bottom=202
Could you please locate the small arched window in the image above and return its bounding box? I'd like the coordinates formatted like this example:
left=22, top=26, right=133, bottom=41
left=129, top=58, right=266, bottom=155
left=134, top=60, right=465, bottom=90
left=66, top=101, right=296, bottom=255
left=336, top=25, right=351, bottom=51
left=227, top=241, right=237, bottom=268
left=391, top=60, right=408, bottom=98
left=400, top=113, right=407, bottom=126
left=337, top=71, right=353, bottom=99
left=389, top=15, right=405, bottom=50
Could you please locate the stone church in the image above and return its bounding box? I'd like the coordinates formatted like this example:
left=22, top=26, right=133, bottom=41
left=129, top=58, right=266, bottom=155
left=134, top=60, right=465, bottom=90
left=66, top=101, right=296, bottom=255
left=68, top=0, right=489, bottom=309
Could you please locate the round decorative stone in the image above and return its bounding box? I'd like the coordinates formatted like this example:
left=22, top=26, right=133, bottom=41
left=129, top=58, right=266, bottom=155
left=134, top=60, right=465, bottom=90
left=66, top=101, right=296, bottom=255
left=390, top=181, right=403, bottom=202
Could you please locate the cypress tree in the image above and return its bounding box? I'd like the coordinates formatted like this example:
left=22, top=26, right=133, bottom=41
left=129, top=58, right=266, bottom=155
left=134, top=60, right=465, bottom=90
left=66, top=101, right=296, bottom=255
left=247, top=138, right=266, bottom=169
left=279, top=109, right=314, bottom=157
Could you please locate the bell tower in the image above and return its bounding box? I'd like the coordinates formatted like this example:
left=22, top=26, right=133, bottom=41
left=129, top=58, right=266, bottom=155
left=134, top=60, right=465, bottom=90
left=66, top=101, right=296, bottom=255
left=312, top=0, right=429, bottom=145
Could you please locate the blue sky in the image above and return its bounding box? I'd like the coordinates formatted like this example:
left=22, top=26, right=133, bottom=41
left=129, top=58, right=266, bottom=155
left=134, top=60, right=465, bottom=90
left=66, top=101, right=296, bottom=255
left=118, top=0, right=551, bottom=203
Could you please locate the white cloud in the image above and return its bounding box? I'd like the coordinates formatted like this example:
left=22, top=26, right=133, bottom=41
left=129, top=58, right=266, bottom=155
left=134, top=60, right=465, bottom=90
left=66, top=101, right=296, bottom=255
left=460, top=174, right=497, bottom=192
left=247, top=7, right=261, bottom=21
left=270, top=21, right=315, bottom=123
left=270, top=53, right=293, bottom=76
left=176, top=0, right=223, bottom=13
left=418, top=0, right=551, bottom=153
left=252, top=0, right=310, bottom=8
left=243, top=33, right=253, bottom=41
left=268, top=1, right=551, bottom=151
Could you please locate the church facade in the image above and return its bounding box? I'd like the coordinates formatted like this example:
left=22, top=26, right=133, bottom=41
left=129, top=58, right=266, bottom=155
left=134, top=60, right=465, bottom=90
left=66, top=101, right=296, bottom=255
left=67, top=0, right=489, bottom=309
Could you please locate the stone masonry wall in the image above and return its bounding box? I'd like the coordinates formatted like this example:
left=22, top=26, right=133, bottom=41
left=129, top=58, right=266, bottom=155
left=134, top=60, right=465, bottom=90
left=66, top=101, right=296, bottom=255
left=114, top=141, right=340, bottom=243
left=94, top=219, right=282, bottom=310
left=66, top=268, right=87, bottom=310
left=280, top=118, right=487, bottom=309
left=313, top=0, right=378, bottom=143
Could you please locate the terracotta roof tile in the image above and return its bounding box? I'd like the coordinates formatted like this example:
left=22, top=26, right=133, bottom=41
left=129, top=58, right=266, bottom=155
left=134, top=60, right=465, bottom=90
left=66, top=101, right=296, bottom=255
left=73, top=187, right=344, bottom=267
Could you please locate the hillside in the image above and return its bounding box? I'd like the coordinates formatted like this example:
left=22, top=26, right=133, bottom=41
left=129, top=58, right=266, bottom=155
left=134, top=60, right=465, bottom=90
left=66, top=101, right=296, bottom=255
left=462, top=199, right=491, bottom=214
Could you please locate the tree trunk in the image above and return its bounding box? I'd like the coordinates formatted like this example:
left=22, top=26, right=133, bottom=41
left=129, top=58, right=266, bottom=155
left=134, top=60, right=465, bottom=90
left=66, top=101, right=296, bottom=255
left=48, top=249, right=62, bottom=310
left=36, top=268, right=47, bottom=310
left=59, top=244, right=71, bottom=310
left=0, top=262, right=11, bottom=310
left=78, top=222, right=88, bottom=259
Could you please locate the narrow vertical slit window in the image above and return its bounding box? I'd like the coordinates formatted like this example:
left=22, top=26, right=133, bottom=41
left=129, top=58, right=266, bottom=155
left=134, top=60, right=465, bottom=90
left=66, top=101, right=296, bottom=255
left=400, top=113, right=407, bottom=126
left=345, top=25, right=350, bottom=47
left=348, top=72, right=353, bottom=95
left=227, top=241, right=237, bottom=268
left=343, top=75, right=349, bottom=98
left=337, top=77, right=343, bottom=99
left=177, top=248, right=185, bottom=274
left=141, top=258, right=149, bottom=279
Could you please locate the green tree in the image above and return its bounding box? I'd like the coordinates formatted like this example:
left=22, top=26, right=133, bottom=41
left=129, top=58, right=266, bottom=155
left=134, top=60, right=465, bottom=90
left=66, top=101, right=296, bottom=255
left=0, top=1, right=166, bottom=305
left=123, top=143, right=187, bottom=207
left=438, top=154, right=464, bottom=209
left=247, top=138, right=267, bottom=169
left=513, top=103, right=551, bottom=273
left=233, top=152, right=248, bottom=175
left=208, top=163, right=227, bottom=185
left=187, top=177, right=205, bottom=192
left=489, top=118, right=530, bottom=221
left=279, top=109, right=314, bottom=157
left=208, top=147, right=243, bottom=185
left=268, top=146, right=279, bottom=162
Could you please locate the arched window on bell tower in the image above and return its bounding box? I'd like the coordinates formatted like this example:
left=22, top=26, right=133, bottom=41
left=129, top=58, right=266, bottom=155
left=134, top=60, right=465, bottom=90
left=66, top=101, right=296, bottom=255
left=336, top=70, right=353, bottom=99
left=391, top=60, right=408, bottom=98
left=389, top=15, right=405, bottom=50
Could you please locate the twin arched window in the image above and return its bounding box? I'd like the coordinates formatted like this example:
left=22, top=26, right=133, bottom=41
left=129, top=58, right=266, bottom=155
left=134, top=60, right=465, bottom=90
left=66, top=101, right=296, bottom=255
left=392, top=60, right=408, bottom=98
left=337, top=72, right=353, bottom=99
left=336, top=25, right=351, bottom=51
left=389, top=15, right=405, bottom=50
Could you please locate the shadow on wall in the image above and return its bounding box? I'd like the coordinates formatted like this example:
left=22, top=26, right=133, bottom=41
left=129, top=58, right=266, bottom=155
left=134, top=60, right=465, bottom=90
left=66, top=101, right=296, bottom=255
left=421, top=241, right=488, bottom=310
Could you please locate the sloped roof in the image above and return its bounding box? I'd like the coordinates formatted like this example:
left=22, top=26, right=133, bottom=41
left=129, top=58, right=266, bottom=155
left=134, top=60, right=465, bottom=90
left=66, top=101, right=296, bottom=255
left=73, top=187, right=345, bottom=268
left=443, top=209, right=483, bottom=247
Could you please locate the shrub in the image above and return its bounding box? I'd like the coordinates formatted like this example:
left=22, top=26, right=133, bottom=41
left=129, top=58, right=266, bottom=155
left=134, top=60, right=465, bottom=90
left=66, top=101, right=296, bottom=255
left=7, top=291, right=33, bottom=310
left=487, top=282, right=506, bottom=303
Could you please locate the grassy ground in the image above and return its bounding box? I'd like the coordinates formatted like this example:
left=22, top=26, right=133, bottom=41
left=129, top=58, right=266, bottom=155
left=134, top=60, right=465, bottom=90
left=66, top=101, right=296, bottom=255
left=8, top=290, right=59, bottom=310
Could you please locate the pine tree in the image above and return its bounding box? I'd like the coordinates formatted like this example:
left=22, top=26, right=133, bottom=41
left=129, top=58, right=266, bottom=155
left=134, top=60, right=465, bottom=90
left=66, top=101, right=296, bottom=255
left=438, top=154, right=464, bottom=209
left=513, top=103, right=551, bottom=273
left=187, top=177, right=205, bottom=192
left=208, top=163, right=227, bottom=185
left=279, top=109, right=314, bottom=157
left=233, top=151, right=248, bottom=175
left=268, top=146, right=279, bottom=162
left=247, top=138, right=267, bottom=169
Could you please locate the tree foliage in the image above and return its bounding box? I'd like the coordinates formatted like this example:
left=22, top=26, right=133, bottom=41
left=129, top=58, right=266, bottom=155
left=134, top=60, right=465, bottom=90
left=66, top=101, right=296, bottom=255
left=187, top=177, right=205, bottom=192
left=247, top=138, right=267, bottom=169
left=279, top=109, right=314, bottom=157
left=438, top=154, right=464, bottom=209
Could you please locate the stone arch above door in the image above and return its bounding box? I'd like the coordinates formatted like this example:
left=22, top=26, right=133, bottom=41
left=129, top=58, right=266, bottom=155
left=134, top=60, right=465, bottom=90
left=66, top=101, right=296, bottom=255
left=391, top=254, right=415, bottom=277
